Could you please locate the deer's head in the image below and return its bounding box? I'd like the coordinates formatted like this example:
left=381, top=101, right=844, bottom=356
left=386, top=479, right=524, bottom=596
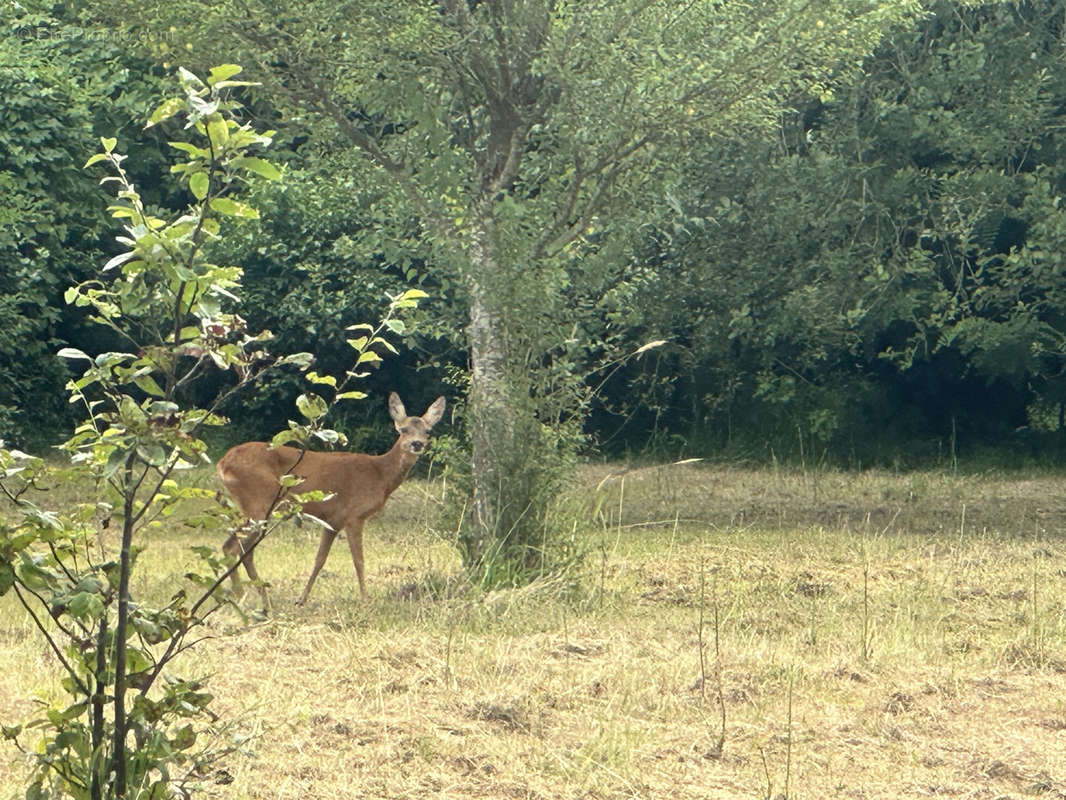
left=389, top=392, right=446, bottom=456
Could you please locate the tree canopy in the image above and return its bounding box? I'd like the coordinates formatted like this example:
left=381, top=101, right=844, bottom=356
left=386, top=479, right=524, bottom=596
left=85, top=0, right=922, bottom=573
left=11, top=0, right=1066, bottom=479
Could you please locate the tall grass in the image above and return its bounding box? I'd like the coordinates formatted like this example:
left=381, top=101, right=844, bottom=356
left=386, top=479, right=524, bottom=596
left=2, top=462, right=1065, bottom=798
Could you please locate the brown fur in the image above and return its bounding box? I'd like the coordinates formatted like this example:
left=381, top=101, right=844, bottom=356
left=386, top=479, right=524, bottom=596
left=217, top=393, right=445, bottom=608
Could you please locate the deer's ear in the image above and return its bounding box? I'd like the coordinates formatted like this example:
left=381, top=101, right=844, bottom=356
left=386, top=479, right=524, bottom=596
left=388, top=392, right=406, bottom=424
left=423, top=396, right=446, bottom=428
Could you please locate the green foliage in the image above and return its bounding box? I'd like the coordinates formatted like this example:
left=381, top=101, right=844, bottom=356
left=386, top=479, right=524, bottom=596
left=616, top=1, right=1066, bottom=465
left=88, top=0, right=922, bottom=576
left=270, top=287, right=433, bottom=452
left=435, top=381, right=585, bottom=588
left=11, top=0, right=1060, bottom=473
left=203, top=158, right=448, bottom=444
left=0, top=66, right=283, bottom=800
left=0, top=2, right=169, bottom=448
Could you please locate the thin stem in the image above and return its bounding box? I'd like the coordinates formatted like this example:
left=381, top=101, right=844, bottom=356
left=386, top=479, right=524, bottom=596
left=697, top=558, right=707, bottom=702
left=12, top=584, right=89, bottom=695
left=16, top=579, right=87, bottom=644
left=712, top=571, right=726, bottom=755
left=784, top=672, right=794, bottom=799
left=90, top=615, right=107, bottom=800
left=110, top=454, right=138, bottom=798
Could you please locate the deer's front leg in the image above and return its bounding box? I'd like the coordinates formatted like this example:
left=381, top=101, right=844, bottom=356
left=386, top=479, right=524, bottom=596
left=297, top=528, right=338, bottom=606
left=344, top=519, right=368, bottom=601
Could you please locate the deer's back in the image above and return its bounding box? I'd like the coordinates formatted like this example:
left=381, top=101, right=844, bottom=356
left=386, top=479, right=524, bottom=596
left=218, top=442, right=386, bottom=522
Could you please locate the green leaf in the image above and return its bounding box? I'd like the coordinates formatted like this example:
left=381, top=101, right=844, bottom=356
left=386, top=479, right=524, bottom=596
left=100, top=137, right=117, bottom=153
left=346, top=337, right=368, bottom=351
left=46, top=702, right=88, bottom=726
left=83, top=153, right=109, bottom=169
left=206, top=113, right=229, bottom=152
left=133, top=374, right=166, bottom=397
left=118, top=394, right=145, bottom=422
left=356, top=351, right=383, bottom=366
left=0, top=563, right=14, bottom=597
left=295, top=393, right=328, bottom=421
left=126, top=647, right=153, bottom=674
left=336, top=391, right=368, bottom=401
left=189, top=171, right=209, bottom=201
left=209, top=197, right=259, bottom=218
left=22, top=508, right=62, bottom=531
left=270, top=430, right=304, bottom=449
left=207, top=64, right=243, bottom=86
left=313, top=429, right=346, bottom=446
left=384, top=319, right=406, bottom=335
left=132, top=617, right=166, bottom=644
left=172, top=724, right=197, bottom=750
left=17, top=556, right=56, bottom=592
left=306, top=371, right=337, bottom=387
left=67, top=591, right=105, bottom=621
left=234, top=157, right=282, bottom=181
left=277, top=352, right=314, bottom=369
left=372, top=336, right=398, bottom=354
left=146, top=97, right=184, bottom=127
left=57, top=347, right=91, bottom=361
left=169, top=141, right=209, bottom=157
left=136, top=443, right=168, bottom=466
left=6, top=531, right=35, bottom=552
left=107, top=205, right=138, bottom=219
left=177, top=66, right=205, bottom=89
left=103, top=251, right=137, bottom=272
left=103, top=446, right=130, bottom=479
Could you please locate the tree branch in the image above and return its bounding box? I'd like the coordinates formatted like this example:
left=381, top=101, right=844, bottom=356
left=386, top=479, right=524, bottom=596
left=12, top=584, right=90, bottom=696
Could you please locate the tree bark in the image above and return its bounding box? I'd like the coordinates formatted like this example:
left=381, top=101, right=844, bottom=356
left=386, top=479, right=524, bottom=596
left=465, top=215, right=516, bottom=559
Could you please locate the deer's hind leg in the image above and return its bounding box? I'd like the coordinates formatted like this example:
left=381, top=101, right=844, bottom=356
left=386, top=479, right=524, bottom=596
left=223, top=525, right=271, bottom=612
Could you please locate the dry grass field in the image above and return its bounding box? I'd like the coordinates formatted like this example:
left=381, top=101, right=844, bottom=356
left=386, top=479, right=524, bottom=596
left=2, top=462, right=1066, bottom=799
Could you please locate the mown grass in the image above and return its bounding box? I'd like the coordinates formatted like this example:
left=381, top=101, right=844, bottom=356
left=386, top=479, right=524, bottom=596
left=2, top=462, right=1066, bottom=799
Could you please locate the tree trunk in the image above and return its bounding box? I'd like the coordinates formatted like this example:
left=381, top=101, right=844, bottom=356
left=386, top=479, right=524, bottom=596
left=465, top=216, right=515, bottom=561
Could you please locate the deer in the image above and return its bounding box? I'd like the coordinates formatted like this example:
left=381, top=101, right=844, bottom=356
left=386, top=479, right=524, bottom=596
left=216, top=392, right=446, bottom=610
